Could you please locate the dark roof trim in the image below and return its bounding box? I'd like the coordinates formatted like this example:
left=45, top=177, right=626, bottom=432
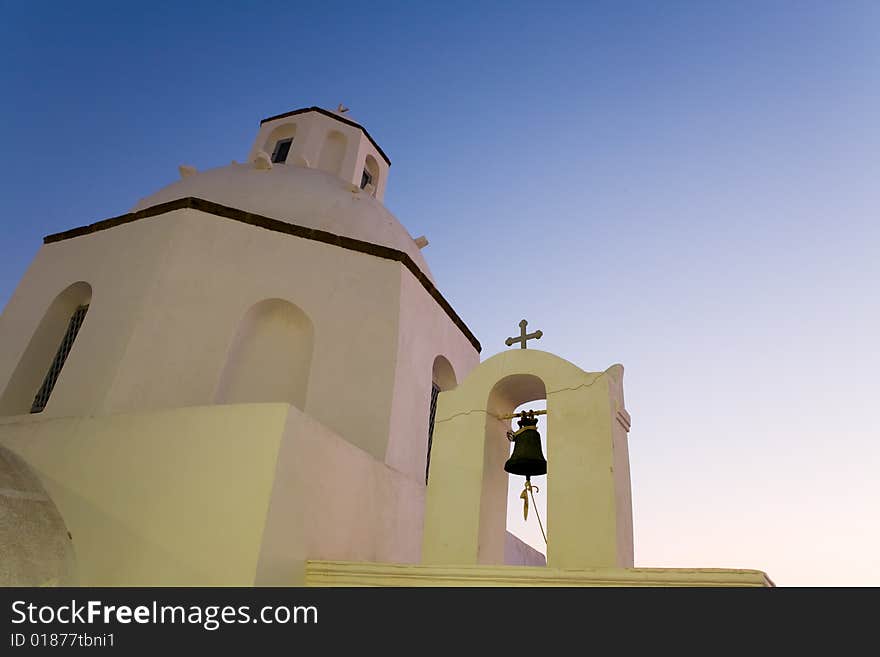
left=43, top=197, right=481, bottom=353
left=260, top=106, right=391, bottom=167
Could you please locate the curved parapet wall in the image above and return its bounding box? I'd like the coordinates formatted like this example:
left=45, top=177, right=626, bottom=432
left=0, top=445, right=77, bottom=586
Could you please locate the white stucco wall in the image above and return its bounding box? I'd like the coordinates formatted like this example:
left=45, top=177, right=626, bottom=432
left=0, top=217, right=179, bottom=418
left=101, top=209, right=403, bottom=460
left=385, top=266, right=479, bottom=482
left=257, top=404, right=427, bottom=584
left=504, top=532, right=546, bottom=567
left=0, top=106, right=484, bottom=587
left=0, top=403, right=427, bottom=585
left=131, top=164, right=426, bottom=280
left=0, top=206, right=479, bottom=474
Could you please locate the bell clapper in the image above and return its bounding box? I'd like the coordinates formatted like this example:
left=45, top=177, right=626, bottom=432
left=519, top=475, right=547, bottom=544
left=520, top=476, right=538, bottom=521
left=520, top=477, right=530, bottom=521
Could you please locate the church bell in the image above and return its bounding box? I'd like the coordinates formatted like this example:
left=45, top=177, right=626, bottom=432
left=504, top=412, right=547, bottom=478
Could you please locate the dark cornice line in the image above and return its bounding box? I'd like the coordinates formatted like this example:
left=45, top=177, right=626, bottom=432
left=260, top=106, right=391, bottom=167
left=43, top=197, right=481, bottom=353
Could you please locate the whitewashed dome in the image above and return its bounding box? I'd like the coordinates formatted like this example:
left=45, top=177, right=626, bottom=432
left=132, top=162, right=434, bottom=283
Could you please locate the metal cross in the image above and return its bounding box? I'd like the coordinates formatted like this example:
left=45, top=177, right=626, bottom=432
left=505, top=319, right=543, bottom=349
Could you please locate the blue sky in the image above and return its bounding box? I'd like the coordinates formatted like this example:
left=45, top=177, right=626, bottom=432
left=2, top=1, right=878, bottom=585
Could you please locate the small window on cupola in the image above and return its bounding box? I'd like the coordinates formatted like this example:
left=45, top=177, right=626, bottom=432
left=362, top=154, right=380, bottom=193
left=271, top=138, right=293, bottom=164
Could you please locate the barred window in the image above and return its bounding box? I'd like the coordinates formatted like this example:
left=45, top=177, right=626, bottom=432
left=425, top=382, right=441, bottom=484
left=30, top=304, right=88, bottom=413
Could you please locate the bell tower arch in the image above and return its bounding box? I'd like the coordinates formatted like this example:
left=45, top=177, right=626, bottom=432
left=422, top=349, right=633, bottom=569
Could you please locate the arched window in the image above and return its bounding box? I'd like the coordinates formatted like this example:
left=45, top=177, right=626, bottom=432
left=0, top=282, right=92, bottom=416
left=361, top=154, right=380, bottom=194
left=426, top=355, right=457, bottom=484
left=271, top=138, right=293, bottom=164
left=30, top=304, right=89, bottom=413
left=214, top=299, right=314, bottom=410
left=317, top=130, right=347, bottom=176
left=262, top=123, right=297, bottom=164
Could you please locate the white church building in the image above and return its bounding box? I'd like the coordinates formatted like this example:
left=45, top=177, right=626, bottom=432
left=0, top=106, right=771, bottom=587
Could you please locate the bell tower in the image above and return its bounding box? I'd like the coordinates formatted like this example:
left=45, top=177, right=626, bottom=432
left=247, top=106, right=391, bottom=202
left=421, top=349, right=634, bottom=569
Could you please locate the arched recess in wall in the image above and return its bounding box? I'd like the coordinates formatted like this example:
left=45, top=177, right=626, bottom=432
left=361, top=154, right=380, bottom=194
left=425, top=355, right=457, bottom=484
left=317, top=130, right=347, bottom=176
left=262, top=123, right=297, bottom=163
left=214, top=299, right=314, bottom=410
left=0, top=281, right=92, bottom=416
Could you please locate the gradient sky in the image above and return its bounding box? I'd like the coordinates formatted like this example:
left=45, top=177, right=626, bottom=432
left=1, top=1, right=878, bottom=586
